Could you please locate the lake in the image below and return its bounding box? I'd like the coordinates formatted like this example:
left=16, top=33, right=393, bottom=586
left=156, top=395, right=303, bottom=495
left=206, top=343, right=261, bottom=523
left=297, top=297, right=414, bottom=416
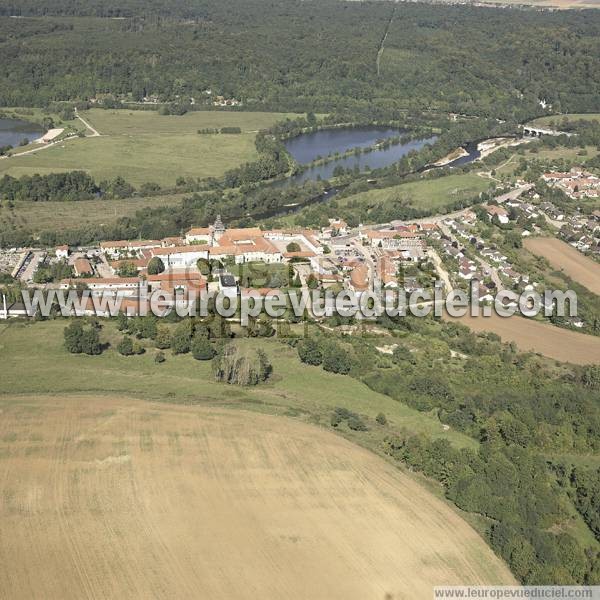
left=277, top=127, right=439, bottom=187
left=0, top=118, right=45, bottom=148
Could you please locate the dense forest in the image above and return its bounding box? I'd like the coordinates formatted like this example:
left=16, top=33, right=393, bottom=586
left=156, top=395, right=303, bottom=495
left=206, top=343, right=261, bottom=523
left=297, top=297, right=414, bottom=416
left=1, top=0, right=600, bottom=119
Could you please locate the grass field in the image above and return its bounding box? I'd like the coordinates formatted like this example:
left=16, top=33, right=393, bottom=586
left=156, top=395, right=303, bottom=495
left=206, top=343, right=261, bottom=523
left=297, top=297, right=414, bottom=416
left=524, top=237, right=600, bottom=296
left=0, top=394, right=514, bottom=599
left=0, top=321, right=474, bottom=449
left=493, top=145, right=599, bottom=181
left=451, top=313, right=600, bottom=365
left=337, top=173, right=492, bottom=212
left=0, top=195, right=186, bottom=234
left=0, top=319, right=519, bottom=597
left=532, top=114, right=600, bottom=127
left=0, top=109, right=297, bottom=187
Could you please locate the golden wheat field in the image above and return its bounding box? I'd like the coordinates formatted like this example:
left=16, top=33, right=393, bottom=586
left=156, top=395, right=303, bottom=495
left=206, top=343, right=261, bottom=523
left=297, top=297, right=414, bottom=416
left=454, top=313, right=600, bottom=364
left=524, top=237, right=600, bottom=296
left=0, top=395, right=515, bottom=600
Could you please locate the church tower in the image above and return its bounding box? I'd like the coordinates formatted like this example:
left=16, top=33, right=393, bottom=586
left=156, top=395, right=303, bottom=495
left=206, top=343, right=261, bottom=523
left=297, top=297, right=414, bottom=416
left=212, top=214, right=225, bottom=242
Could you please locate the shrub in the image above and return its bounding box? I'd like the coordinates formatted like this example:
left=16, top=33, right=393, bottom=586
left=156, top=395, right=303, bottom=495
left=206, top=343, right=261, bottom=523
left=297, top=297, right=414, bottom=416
left=117, top=336, right=134, bottom=356
left=375, top=412, right=387, bottom=426
left=347, top=415, right=368, bottom=431
left=191, top=336, right=215, bottom=360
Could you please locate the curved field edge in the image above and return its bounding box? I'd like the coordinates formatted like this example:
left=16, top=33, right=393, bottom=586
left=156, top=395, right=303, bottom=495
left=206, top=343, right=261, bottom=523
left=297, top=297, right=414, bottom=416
left=0, top=320, right=475, bottom=449
left=0, top=394, right=516, bottom=599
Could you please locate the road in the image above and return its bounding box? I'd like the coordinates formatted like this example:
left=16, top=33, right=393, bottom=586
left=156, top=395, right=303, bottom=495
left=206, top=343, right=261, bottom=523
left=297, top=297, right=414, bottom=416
left=495, top=183, right=534, bottom=204
left=429, top=249, right=452, bottom=291
left=75, top=109, right=100, bottom=137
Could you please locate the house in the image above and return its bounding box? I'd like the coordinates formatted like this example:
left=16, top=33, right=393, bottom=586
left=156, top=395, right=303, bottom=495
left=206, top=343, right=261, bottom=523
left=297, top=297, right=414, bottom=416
left=150, top=246, right=209, bottom=268
left=59, top=277, right=141, bottom=292
left=325, top=218, right=348, bottom=237
left=0, top=299, right=35, bottom=319
left=55, top=245, right=69, bottom=260
left=185, top=227, right=213, bottom=245
left=349, top=263, right=369, bottom=293
left=100, top=240, right=161, bottom=259
left=74, top=257, right=94, bottom=277
left=485, top=205, right=509, bottom=225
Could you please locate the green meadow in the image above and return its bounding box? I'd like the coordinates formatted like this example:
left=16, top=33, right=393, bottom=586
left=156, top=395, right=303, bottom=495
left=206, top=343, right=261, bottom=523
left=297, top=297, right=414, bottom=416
left=0, top=319, right=474, bottom=449
left=338, top=173, right=492, bottom=212
left=0, top=109, right=299, bottom=187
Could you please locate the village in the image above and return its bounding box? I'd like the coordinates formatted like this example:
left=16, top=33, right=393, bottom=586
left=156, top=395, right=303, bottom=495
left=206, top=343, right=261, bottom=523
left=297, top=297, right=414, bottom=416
left=1, top=172, right=599, bottom=323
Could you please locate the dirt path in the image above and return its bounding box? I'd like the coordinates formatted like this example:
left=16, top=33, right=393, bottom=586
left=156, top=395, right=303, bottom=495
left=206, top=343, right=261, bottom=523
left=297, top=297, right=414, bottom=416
left=0, top=134, right=77, bottom=160
left=75, top=109, right=100, bottom=137
left=0, top=395, right=515, bottom=599
left=376, top=3, right=396, bottom=77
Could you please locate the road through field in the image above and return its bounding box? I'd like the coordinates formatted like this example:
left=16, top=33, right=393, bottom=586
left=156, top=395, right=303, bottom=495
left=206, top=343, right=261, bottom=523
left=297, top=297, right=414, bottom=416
left=0, top=395, right=515, bottom=599
left=525, top=237, right=600, bottom=295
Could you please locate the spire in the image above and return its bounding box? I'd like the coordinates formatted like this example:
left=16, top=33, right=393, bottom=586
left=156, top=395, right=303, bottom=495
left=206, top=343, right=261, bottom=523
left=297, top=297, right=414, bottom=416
left=213, top=214, right=225, bottom=233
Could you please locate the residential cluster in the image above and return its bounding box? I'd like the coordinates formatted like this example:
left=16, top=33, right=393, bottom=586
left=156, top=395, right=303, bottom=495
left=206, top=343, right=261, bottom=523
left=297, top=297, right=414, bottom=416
left=542, top=168, right=600, bottom=199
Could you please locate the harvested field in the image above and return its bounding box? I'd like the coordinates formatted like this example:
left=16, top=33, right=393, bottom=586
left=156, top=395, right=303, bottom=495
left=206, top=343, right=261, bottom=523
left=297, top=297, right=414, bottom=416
left=0, top=395, right=515, bottom=599
left=524, top=237, right=600, bottom=296
left=453, top=313, right=600, bottom=364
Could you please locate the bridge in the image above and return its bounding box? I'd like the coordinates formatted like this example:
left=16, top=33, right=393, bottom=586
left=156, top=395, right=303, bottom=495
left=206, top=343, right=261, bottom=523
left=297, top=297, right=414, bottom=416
left=521, top=125, right=574, bottom=138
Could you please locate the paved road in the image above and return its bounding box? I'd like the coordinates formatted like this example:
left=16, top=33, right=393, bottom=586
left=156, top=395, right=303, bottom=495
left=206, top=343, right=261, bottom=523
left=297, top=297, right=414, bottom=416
left=495, top=184, right=534, bottom=204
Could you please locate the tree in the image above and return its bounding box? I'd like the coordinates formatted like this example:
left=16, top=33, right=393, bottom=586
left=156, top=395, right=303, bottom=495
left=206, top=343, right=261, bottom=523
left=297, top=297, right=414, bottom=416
left=392, top=343, right=413, bottom=364
left=297, top=337, right=323, bottom=365
left=118, top=261, right=138, bottom=277
left=191, top=335, right=215, bottom=360
left=322, top=342, right=352, bottom=374
left=155, top=351, right=166, bottom=364
left=306, top=273, right=319, bottom=289
left=64, top=321, right=84, bottom=354
left=286, top=241, right=301, bottom=253
left=147, top=257, right=165, bottom=275
left=155, top=324, right=172, bottom=349
left=171, top=320, right=193, bottom=354
left=117, top=335, right=134, bottom=356
left=80, top=327, right=102, bottom=355
left=116, top=312, right=128, bottom=332
left=213, top=343, right=272, bottom=385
